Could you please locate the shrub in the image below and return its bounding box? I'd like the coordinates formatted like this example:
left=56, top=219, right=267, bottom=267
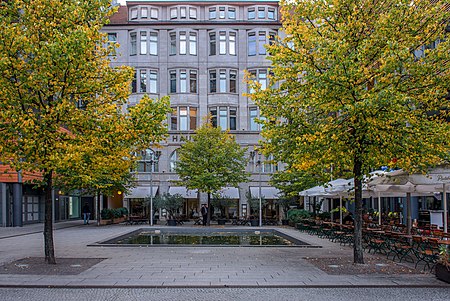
left=287, top=209, right=311, bottom=224
left=101, top=208, right=113, bottom=220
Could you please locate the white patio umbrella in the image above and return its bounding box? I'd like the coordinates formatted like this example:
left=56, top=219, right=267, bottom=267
left=368, top=166, right=450, bottom=233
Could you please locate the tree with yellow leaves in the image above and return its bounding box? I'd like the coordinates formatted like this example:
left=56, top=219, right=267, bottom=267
left=249, top=0, right=450, bottom=263
left=0, top=1, right=170, bottom=264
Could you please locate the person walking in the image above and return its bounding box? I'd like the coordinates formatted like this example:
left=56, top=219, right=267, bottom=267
left=82, top=202, right=91, bottom=225
left=201, top=204, right=208, bottom=226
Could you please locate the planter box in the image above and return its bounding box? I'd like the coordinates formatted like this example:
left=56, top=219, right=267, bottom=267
left=435, top=263, right=450, bottom=283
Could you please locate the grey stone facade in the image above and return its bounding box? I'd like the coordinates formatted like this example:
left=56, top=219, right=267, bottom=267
left=103, top=0, right=282, bottom=218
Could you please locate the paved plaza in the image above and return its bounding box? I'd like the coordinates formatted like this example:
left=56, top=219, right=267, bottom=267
left=0, top=221, right=448, bottom=288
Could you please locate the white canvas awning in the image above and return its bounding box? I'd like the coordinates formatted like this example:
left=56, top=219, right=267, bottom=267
left=124, top=186, right=158, bottom=199
left=168, top=186, right=198, bottom=198
left=217, top=187, right=240, bottom=199
left=250, top=187, right=281, bottom=199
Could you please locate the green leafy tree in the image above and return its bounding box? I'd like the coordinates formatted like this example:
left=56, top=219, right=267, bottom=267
left=175, top=120, right=249, bottom=225
left=249, top=0, right=450, bottom=263
left=211, top=195, right=236, bottom=219
left=0, top=1, right=169, bottom=264
left=270, top=167, right=318, bottom=201
left=153, top=193, right=184, bottom=220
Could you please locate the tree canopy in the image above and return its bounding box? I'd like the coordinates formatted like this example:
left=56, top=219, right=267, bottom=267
left=249, top=0, right=450, bottom=263
left=175, top=120, right=249, bottom=224
left=0, top=0, right=170, bottom=263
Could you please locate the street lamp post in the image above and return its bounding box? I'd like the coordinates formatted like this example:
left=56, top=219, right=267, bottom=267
left=250, top=150, right=263, bottom=227
left=149, top=150, right=161, bottom=226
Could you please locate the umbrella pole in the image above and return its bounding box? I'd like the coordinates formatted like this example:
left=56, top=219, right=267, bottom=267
left=406, top=192, right=412, bottom=235
left=444, top=184, right=448, bottom=233
left=331, top=198, right=334, bottom=222
left=378, top=191, right=381, bottom=226
left=339, top=196, right=343, bottom=225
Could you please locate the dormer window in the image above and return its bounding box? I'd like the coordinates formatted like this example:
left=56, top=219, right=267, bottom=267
left=130, top=8, right=138, bottom=20
left=248, top=8, right=255, bottom=20
left=219, top=7, right=225, bottom=19
left=141, top=7, right=148, bottom=19
left=209, top=8, right=216, bottom=19
left=228, top=8, right=236, bottom=19
left=268, top=8, right=275, bottom=20
left=258, top=7, right=265, bottom=19
left=151, top=8, right=158, bottom=19
left=170, top=8, right=177, bottom=19
left=180, top=7, right=186, bottom=19
left=189, top=8, right=197, bottom=19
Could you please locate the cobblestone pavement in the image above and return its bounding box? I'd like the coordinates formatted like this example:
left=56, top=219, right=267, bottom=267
left=0, top=221, right=448, bottom=288
left=0, top=287, right=449, bottom=301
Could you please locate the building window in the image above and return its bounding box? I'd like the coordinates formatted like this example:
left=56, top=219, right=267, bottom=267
left=139, top=70, right=147, bottom=93
left=140, top=31, right=147, bottom=55
left=219, top=7, right=225, bottom=19
left=170, top=107, right=197, bottom=131
left=151, top=8, right=158, bottom=19
left=107, top=33, right=117, bottom=55
left=189, top=8, right=197, bottom=19
left=141, top=7, right=148, bottom=19
left=209, top=33, right=216, bottom=55
left=190, top=70, right=197, bottom=93
left=268, top=8, right=275, bottom=20
left=248, top=69, right=269, bottom=92
left=170, top=8, right=177, bottom=19
left=248, top=32, right=256, bottom=56
left=219, top=32, right=226, bottom=55
left=130, top=8, right=138, bottom=20
left=149, top=71, right=157, bottom=93
left=170, top=71, right=177, bottom=93
left=180, top=7, right=186, bottom=19
left=248, top=8, right=255, bottom=20
left=219, top=70, right=227, bottom=93
left=168, top=69, right=198, bottom=94
left=169, top=150, right=178, bottom=172
left=258, top=70, right=267, bottom=90
left=149, top=32, right=158, bottom=55
left=170, top=33, right=176, bottom=55
left=229, top=32, right=236, bottom=55
left=228, top=8, right=236, bottom=19
left=209, top=70, right=217, bottom=93
left=180, top=70, right=187, bottom=93
left=251, top=154, right=276, bottom=173
left=229, top=70, right=237, bottom=93
left=210, top=106, right=237, bottom=130
left=259, top=32, right=266, bottom=55
left=138, top=149, right=159, bottom=172
left=249, top=107, right=258, bottom=131
left=209, top=69, right=238, bottom=93
left=130, top=32, right=137, bottom=55
left=189, top=33, right=197, bottom=55
left=209, top=8, right=216, bottom=19
left=258, top=7, right=265, bottom=19
left=180, top=32, right=186, bottom=55
left=180, top=107, right=188, bottom=130
left=132, top=71, right=137, bottom=93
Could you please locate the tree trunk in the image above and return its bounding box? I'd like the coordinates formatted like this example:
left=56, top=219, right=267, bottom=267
left=97, top=190, right=101, bottom=226
left=207, top=193, right=211, bottom=226
left=43, top=171, right=56, bottom=264
left=353, top=159, right=364, bottom=264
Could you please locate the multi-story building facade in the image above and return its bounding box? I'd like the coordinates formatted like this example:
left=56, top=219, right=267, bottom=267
left=104, top=0, right=283, bottom=219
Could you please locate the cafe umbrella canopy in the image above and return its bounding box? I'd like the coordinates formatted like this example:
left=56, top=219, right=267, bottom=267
left=368, top=165, right=450, bottom=233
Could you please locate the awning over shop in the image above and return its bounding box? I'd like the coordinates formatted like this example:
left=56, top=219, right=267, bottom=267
left=124, top=186, right=158, bottom=199
left=217, top=187, right=240, bottom=199
left=168, top=186, right=198, bottom=198
left=250, top=187, right=281, bottom=199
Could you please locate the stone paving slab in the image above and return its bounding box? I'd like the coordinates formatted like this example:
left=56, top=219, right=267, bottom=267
left=0, top=222, right=449, bottom=288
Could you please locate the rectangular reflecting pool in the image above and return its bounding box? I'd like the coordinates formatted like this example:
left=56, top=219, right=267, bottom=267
left=98, top=228, right=317, bottom=247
